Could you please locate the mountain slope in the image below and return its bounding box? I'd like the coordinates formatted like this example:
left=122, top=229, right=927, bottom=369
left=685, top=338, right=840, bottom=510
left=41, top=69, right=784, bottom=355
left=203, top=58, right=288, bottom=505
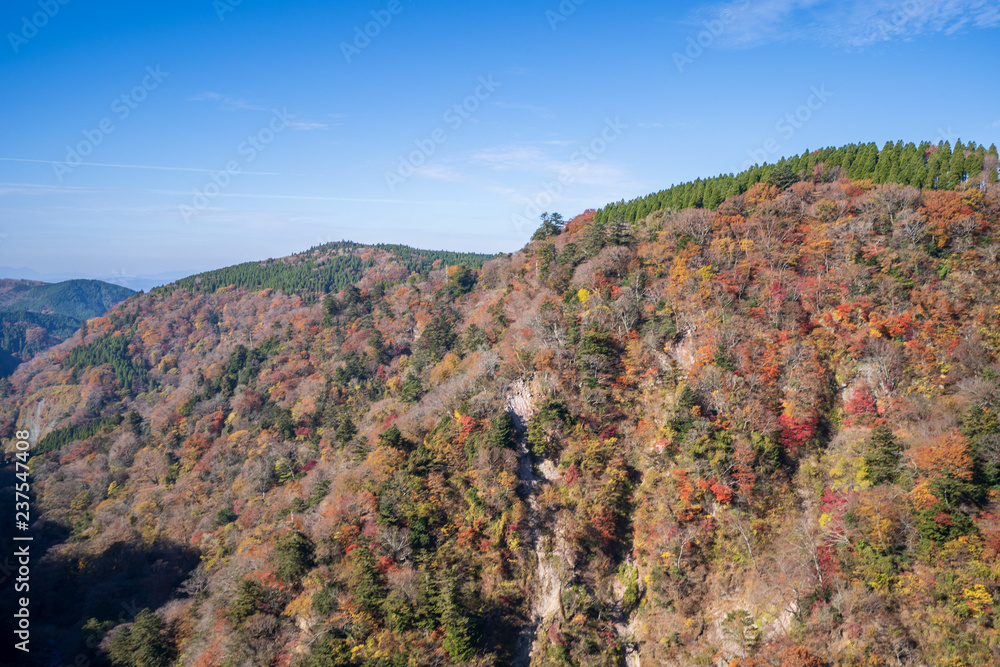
left=597, top=139, right=999, bottom=223
left=0, top=279, right=135, bottom=378
left=3, top=146, right=1000, bottom=666
left=0, top=278, right=135, bottom=320
left=162, top=241, right=497, bottom=298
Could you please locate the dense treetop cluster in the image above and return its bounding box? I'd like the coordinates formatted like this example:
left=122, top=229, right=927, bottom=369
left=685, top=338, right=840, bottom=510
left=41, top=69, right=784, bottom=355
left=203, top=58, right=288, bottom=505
left=597, top=140, right=999, bottom=224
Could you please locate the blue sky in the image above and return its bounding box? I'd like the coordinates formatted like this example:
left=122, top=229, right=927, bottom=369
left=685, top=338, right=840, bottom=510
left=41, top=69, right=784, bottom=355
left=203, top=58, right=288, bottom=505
left=1, top=0, right=998, bottom=287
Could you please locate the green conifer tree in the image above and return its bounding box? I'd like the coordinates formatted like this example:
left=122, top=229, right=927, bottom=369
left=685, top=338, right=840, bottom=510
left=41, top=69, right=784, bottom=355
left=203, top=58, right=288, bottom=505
left=875, top=141, right=895, bottom=183
left=275, top=530, right=315, bottom=582
left=864, top=425, right=902, bottom=485
left=965, top=149, right=984, bottom=182
left=108, top=609, right=173, bottom=667
left=849, top=143, right=878, bottom=180
left=948, top=139, right=967, bottom=187
left=437, top=570, right=479, bottom=662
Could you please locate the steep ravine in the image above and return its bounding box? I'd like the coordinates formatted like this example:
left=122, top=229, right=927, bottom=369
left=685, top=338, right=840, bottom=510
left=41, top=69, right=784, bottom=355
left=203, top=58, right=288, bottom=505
left=507, top=379, right=564, bottom=666
left=508, top=377, right=642, bottom=666
left=612, top=567, right=642, bottom=667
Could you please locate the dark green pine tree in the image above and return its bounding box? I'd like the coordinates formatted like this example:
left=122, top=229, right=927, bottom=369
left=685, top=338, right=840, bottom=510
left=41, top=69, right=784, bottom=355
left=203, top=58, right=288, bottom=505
left=766, top=164, right=799, bottom=190
left=925, top=151, right=942, bottom=189
left=961, top=406, right=1000, bottom=488
left=965, top=148, right=984, bottom=183
left=913, top=142, right=932, bottom=187
left=989, top=144, right=999, bottom=184
left=229, top=579, right=266, bottom=627
left=414, top=564, right=440, bottom=631
left=795, top=150, right=813, bottom=174
left=334, top=414, right=356, bottom=442
left=607, top=215, right=633, bottom=246
left=323, top=292, right=340, bottom=327
left=108, top=609, right=174, bottom=667
left=445, top=264, right=477, bottom=299
left=704, top=182, right=722, bottom=209
left=887, top=141, right=904, bottom=182
left=849, top=143, right=878, bottom=180
left=531, top=212, right=565, bottom=240
left=690, top=180, right=706, bottom=208
left=302, top=633, right=353, bottom=667
left=274, top=530, right=314, bottom=582
left=947, top=139, right=967, bottom=187
left=864, top=425, right=903, bottom=485
left=874, top=141, right=895, bottom=183
left=837, top=144, right=857, bottom=175
left=487, top=412, right=515, bottom=449
left=585, top=219, right=607, bottom=256
left=416, top=311, right=457, bottom=363
left=725, top=179, right=742, bottom=199
left=352, top=545, right=388, bottom=618
left=437, top=570, right=479, bottom=662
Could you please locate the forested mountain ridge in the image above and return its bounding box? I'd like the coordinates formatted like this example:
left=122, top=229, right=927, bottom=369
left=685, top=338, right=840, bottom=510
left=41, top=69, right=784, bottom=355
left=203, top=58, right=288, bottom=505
left=162, top=241, right=497, bottom=298
left=3, top=146, right=1000, bottom=666
left=0, top=278, right=135, bottom=320
left=0, top=279, right=135, bottom=378
left=597, top=139, right=1000, bottom=225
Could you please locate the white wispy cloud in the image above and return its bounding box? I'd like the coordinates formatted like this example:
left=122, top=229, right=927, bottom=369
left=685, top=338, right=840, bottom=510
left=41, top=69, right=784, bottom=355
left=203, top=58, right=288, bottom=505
left=189, top=93, right=330, bottom=130
left=470, top=142, right=640, bottom=192
left=284, top=120, right=328, bottom=131
left=189, top=91, right=270, bottom=111
left=492, top=101, right=553, bottom=119
left=409, top=164, right=466, bottom=183
left=470, top=145, right=549, bottom=171
left=691, top=0, right=1000, bottom=48
left=0, top=181, right=486, bottom=206
left=0, top=157, right=284, bottom=175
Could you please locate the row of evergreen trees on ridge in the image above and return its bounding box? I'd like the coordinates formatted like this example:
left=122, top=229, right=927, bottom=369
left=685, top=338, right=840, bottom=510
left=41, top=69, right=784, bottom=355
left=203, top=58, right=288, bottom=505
left=159, top=241, right=495, bottom=297
left=595, top=139, right=1000, bottom=225
left=151, top=140, right=996, bottom=299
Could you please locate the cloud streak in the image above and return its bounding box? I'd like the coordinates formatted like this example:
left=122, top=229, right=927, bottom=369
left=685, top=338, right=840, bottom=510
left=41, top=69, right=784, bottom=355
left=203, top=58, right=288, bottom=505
left=189, top=93, right=330, bottom=130
left=0, top=157, right=285, bottom=176
left=189, top=91, right=269, bottom=111
left=0, top=181, right=490, bottom=207
left=693, top=0, right=1000, bottom=48
left=469, top=143, right=639, bottom=192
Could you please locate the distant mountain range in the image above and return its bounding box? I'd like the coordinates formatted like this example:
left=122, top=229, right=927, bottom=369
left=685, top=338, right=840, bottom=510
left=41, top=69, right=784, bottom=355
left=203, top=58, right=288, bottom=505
left=0, top=267, right=188, bottom=293
left=0, top=278, right=136, bottom=319
left=0, top=279, right=135, bottom=376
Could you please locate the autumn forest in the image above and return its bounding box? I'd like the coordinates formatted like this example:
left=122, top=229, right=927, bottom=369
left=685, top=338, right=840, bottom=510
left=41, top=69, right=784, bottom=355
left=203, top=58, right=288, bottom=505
left=4, top=140, right=1000, bottom=666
